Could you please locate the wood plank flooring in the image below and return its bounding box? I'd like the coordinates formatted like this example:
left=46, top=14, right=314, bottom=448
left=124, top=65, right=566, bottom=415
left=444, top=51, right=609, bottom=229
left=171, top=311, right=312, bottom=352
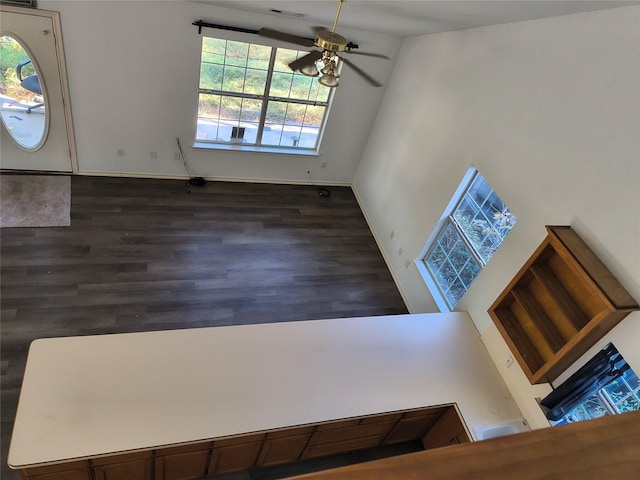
left=0, top=176, right=407, bottom=480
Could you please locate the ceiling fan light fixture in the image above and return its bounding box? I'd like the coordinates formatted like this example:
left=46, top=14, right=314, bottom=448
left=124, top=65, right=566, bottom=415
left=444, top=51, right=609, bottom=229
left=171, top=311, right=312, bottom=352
left=318, top=73, right=339, bottom=88
left=300, top=63, right=320, bottom=77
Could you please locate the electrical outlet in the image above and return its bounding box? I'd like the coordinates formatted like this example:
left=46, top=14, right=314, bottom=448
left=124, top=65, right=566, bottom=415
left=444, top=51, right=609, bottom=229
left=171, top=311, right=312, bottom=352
left=397, top=247, right=403, bottom=256
left=505, top=354, right=515, bottom=368
left=321, top=162, right=327, bottom=168
left=149, top=151, right=157, bottom=159
left=174, top=152, right=181, bottom=161
left=404, top=259, right=411, bottom=268
left=389, top=231, right=395, bottom=239
left=117, top=149, right=124, bottom=157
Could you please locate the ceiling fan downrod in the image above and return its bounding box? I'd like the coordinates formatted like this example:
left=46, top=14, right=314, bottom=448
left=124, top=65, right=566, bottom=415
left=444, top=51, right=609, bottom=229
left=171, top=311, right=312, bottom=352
left=331, top=0, right=347, bottom=34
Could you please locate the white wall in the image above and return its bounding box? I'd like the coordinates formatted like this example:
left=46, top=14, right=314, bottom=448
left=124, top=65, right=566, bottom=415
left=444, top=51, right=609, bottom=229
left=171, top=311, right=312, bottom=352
left=39, top=0, right=400, bottom=184
left=353, top=6, right=640, bottom=428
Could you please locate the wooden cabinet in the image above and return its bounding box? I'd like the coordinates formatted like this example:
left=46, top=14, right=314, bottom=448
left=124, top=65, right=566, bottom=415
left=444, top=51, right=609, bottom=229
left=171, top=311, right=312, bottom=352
left=256, top=426, right=315, bottom=467
left=155, top=443, right=211, bottom=480
left=301, top=417, right=391, bottom=459
left=21, top=461, right=92, bottom=480
left=489, top=226, right=639, bottom=384
left=17, top=405, right=470, bottom=480
left=421, top=406, right=470, bottom=448
left=208, top=433, right=265, bottom=475
left=93, top=452, right=153, bottom=480
left=382, top=409, right=444, bottom=445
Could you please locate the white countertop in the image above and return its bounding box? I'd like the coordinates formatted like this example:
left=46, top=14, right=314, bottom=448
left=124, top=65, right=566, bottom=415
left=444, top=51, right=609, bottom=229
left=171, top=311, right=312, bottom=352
left=9, top=312, right=521, bottom=468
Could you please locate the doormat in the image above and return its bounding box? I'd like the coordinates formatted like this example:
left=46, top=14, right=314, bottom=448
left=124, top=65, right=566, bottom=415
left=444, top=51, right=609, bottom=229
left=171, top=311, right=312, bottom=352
left=0, top=174, right=71, bottom=228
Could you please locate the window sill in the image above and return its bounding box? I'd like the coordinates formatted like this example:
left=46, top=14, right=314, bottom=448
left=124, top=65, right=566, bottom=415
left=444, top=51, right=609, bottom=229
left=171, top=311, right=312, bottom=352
left=193, top=142, right=320, bottom=157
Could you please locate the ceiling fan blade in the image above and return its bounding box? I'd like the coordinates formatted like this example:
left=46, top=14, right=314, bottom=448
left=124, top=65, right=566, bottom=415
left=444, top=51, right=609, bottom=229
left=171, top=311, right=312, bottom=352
left=258, top=28, right=315, bottom=48
left=345, top=51, right=390, bottom=60
left=339, top=56, right=383, bottom=87
left=289, top=50, right=323, bottom=71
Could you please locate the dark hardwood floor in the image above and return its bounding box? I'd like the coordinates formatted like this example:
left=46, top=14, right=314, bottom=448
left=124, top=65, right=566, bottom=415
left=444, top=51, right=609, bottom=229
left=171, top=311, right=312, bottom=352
left=0, top=176, right=407, bottom=479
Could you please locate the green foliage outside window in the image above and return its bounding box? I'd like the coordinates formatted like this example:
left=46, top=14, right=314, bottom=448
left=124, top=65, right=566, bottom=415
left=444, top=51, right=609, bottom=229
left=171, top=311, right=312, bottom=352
left=424, top=171, right=515, bottom=309
left=196, top=36, right=331, bottom=148
left=0, top=36, right=34, bottom=102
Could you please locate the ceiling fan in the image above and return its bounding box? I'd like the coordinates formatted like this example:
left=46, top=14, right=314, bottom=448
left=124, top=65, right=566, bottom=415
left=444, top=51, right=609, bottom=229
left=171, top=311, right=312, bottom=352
left=258, top=0, right=388, bottom=88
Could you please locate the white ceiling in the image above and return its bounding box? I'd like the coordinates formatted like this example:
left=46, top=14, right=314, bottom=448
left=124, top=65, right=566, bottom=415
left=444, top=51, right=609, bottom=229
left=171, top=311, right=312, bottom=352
left=200, top=0, right=638, bottom=37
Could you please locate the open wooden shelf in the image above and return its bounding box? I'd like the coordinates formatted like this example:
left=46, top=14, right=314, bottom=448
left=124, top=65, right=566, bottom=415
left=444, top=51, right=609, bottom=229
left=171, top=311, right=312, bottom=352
left=488, top=225, right=638, bottom=384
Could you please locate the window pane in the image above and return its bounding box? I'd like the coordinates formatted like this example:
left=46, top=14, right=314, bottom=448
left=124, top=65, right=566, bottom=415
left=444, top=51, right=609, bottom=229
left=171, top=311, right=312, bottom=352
left=220, top=96, right=241, bottom=122
left=244, top=69, right=268, bottom=95
left=627, top=373, right=640, bottom=391
left=274, top=48, right=299, bottom=72
left=299, top=105, right=324, bottom=148
left=225, top=41, right=249, bottom=67
left=290, top=75, right=315, bottom=100
left=453, top=173, right=515, bottom=264
left=202, top=37, right=226, bottom=62
left=617, top=395, right=640, bottom=413
left=263, top=101, right=305, bottom=148
left=426, top=222, right=481, bottom=309
left=199, top=62, right=223, bottom=90
left=238, top=98, right=262, bottom=144
left=426, top=244, right=446, bottom=273
left=309, top=76, right=330, bottom=102
left=222, top=65, right=248, bottom=93
left=247, top=44, right=271, bottom=70
left=582, top=396, right=609, bottom=418
left=196, top=94, right=222, bottom=141
left=604, top=378, right=632, bottom=405
left=270, top=71, right=294, bottom=98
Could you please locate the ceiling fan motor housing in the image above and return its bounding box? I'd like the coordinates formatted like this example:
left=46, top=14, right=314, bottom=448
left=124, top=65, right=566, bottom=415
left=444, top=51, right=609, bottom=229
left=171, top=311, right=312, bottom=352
left=315, top=30, right=348, bottom=52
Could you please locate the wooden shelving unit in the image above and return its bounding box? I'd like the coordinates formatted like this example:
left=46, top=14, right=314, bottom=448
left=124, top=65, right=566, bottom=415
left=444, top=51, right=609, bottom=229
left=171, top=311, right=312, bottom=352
left=488, top=225, right=638, bottom=384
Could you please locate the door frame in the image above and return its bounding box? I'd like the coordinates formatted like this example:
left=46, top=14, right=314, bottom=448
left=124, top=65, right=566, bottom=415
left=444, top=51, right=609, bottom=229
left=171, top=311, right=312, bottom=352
left=0, top=5, right=78, bottom=173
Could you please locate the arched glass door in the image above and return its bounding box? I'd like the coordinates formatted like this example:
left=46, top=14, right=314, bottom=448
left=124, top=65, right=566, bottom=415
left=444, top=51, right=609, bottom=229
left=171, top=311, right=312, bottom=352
left=0, top=34, right=49, bottom=150
left=0, top=7, right=76, bottom=173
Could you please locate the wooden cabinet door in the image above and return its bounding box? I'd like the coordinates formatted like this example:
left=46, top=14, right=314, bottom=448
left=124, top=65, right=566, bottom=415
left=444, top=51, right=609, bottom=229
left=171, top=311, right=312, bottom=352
left=208, top=434, right=264, bottom=475
left=301, top=418, right=396, bottom=459
left=22, top=461, right=92, bottom=480
left=155, top=443, right=211, bottom=480
left=422, top=407, right=470, bottom=449
left=383, top=408, right=445, bottom=445
left=23, top=470, right=92, bottom=480
left=256, top=426, right=315, bottom=467
left=93, top=452, right=153, bottom=480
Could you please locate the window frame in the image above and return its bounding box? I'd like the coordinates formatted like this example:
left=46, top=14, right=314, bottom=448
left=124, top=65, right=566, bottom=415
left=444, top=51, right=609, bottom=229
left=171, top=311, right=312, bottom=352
left=194, top=34, right=335, bottom=155
left=416, top=167, right=515, bottom=311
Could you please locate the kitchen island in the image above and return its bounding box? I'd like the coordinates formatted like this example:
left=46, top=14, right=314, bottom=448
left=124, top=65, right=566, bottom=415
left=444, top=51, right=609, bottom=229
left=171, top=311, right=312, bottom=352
left=9, top=312, right=521, bottom=479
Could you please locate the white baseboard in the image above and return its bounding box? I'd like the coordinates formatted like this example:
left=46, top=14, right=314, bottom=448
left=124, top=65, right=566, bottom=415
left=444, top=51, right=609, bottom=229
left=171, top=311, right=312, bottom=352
left=75, top=170, right=351, bottom=187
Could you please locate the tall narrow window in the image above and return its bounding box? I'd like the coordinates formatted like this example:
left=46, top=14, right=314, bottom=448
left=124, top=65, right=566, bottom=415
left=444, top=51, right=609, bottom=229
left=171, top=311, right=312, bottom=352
left=417, top=168, right=516, bottom=310
left=195, top=37, right=333, bottom=152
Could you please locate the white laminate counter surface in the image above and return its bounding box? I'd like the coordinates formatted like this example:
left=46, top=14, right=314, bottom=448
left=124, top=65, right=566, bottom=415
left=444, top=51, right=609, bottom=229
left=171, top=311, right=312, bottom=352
left=9, top=312, right=520, bottom=468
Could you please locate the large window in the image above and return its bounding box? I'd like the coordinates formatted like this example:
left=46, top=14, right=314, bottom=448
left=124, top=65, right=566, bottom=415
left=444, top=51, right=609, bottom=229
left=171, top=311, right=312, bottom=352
left=417, top=168, right=516, bottom=310
left=195, top=37, right=333, bottom=152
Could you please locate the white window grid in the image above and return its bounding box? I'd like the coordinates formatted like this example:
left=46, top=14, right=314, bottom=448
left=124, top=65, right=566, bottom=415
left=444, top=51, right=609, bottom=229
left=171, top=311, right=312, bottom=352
left=416, top=167, right=515, bottom=311
left=196, top=37, right=333, bottom=151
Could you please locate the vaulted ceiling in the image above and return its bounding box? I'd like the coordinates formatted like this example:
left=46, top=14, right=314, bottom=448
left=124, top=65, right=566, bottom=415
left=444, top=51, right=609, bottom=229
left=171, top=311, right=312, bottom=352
left=199, top=0, right=638, bottom=37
